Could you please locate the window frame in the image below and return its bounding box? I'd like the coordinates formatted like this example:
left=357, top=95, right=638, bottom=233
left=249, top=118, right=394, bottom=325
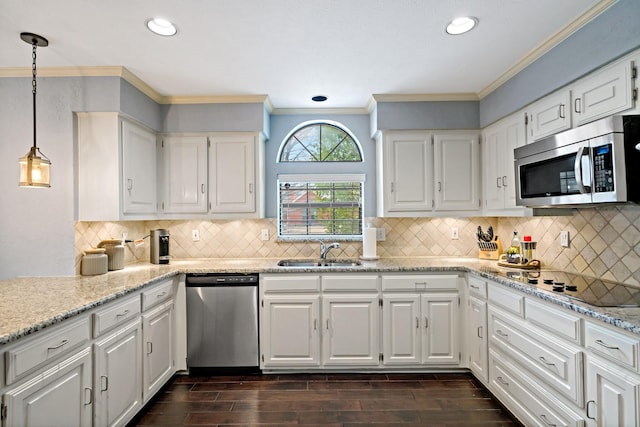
left=277, top=173, right=365, bottom=241
left=277, top=120, right=364, bottom=163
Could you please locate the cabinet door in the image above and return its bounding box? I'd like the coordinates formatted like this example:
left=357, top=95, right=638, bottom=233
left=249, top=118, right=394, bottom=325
left=433, top=133, right=480, bottom=211
left=261, top=295, right=320, bottom=367
left=526, top=91, right=571, bottom=142
left=122, top=120, right=157, bottom=214
left=468, top=295, right=488, bottom=382
left=162, top=135, right=208, bottom=213
left=502, top=119, right=525, bottom=209
left=572, top=60, right=635, bottom=126
left=210, top=133, right=255, bottom=214
left=383, top=132, right=432, bottom=213
left=422, top=293, right=459, bottom=364
left=382, top=294, right=421, bottom=365
left=142, top=300, right=174, bottom=402
left=3, top=347, right=92, bottom=427
left=94, top=320, right=143, bottom=427
left=322, top=294, right=379, bottom=366
left=586, top=357, right=640, bottom=427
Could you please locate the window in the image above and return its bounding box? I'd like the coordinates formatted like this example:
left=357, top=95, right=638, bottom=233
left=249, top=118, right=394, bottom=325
left=278, top=174, right=364, bottom=240
left=279, top=122, right=362, bottom=162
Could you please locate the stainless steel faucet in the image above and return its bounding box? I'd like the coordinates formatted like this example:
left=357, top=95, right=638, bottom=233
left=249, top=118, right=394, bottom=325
left=319, top=241, right=340, bottom=260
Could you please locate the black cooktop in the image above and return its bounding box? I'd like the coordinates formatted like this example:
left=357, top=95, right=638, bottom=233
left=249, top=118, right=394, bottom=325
left=481, top=267, right=640, bottom=308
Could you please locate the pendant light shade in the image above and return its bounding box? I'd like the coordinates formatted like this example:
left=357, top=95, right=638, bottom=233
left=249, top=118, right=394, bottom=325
left=19, top=32, right=51, bottom=188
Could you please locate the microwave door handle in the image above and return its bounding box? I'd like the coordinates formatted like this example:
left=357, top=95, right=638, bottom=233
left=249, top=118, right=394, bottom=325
left=574, top=146, right=591, bottom=194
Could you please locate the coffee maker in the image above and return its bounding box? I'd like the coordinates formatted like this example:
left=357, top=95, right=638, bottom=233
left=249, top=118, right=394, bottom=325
left=150, top=229, right=170, bottom=264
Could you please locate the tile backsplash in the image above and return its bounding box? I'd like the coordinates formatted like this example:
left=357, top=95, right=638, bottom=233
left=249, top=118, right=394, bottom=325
left=75, top=205, right=640, bottom=286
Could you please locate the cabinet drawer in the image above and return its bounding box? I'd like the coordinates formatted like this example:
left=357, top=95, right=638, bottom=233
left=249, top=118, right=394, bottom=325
left=322, top=275, right=378, bottom=291
left=262, top=275, right=321, bottom=292
left=488, top=283, right=524, bottom=317
left=93, top=294, right=141, bottom=337
left=468, top=276, right=487, bottom=299
left=585, top=321, right=639, bottom=371
left=5, top=316, right=90, bottom=385
left=526, top=299, right=582, bottom=345
left=489, top=308, right=583, bottom=406
left=381, top=275, right=458, bottom=291
left=489, top=350, right=584, bottom=427
left=142, top=279, right=175, bottom=311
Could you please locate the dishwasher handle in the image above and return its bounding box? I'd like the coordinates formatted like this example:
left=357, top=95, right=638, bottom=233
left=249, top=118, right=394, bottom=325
left=185, top=273, right=258, bottom=287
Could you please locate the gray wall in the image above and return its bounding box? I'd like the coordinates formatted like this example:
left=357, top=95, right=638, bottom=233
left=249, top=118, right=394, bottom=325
left=160, top=103, right=267, bottom=133
left=266, top=114, right=375, bottom=218
left=480, top=0, right=640, bottom=126
left=374, top=101, right=480, bottom=133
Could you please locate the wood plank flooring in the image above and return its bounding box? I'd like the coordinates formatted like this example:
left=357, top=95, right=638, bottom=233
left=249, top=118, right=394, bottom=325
left=130, top=372, right=522, bottom=426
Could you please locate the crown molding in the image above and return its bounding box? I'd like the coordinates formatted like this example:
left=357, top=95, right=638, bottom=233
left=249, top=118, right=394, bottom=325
left=478, top=0, right=617, bottom=99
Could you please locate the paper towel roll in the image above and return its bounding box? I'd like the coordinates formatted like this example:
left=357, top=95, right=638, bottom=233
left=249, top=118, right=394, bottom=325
left=361, top=227, right=378, bottom=260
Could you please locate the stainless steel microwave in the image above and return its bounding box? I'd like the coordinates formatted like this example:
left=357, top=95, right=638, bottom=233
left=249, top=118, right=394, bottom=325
left=514, top=115, right=640, bottom=207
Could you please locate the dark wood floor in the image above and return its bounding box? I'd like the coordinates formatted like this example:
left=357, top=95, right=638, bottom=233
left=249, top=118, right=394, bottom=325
left=131, top=372, right=522, bottom=426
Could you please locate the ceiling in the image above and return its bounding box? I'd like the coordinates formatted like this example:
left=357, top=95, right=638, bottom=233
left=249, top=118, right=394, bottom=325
left=0, top=0, right=611, bottom=110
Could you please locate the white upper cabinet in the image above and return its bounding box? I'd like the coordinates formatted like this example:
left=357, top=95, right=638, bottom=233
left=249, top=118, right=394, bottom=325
left=571, top=60, right=636, bottom=126
left=377, top=131, right=433, bottom=215
left=433, top=132, right=480, bottom=211
left=525, top=90, right=572, bottom=142
left=482, top=112, right=528, bottom=213
left=77, top=112, right=157, bottom=221
left=209, top=132, right=262, bottom=217
left=161, top=135, right=208, bottom=214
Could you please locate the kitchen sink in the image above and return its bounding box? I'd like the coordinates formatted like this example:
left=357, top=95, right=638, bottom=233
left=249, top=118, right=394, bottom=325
left=277, top=259, right=362, bottom=267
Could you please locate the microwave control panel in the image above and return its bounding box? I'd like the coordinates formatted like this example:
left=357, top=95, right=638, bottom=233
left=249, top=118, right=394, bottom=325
left=593, top=143, right=614, bottom=193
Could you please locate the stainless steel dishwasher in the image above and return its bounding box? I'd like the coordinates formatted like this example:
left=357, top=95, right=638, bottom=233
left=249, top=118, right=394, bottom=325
left=185, top=273, right=259, bottom=372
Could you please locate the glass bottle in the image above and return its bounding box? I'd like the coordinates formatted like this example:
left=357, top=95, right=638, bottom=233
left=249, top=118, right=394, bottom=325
left=507, top=231, right=521, bottom=263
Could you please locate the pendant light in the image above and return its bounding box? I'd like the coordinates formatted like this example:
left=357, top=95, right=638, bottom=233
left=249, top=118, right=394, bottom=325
left=19, top=32, right=51, bottom=188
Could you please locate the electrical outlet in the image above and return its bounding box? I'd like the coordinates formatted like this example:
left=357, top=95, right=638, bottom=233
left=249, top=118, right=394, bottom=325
left=261, top=228, right=270, bottom=241
left=192, top=229, right=200, bottom=242
left=451, top=227, right=459, bottom=240
left=560, top=230, right=570, bottom=247
left=376, top=227, right=386, bottom=241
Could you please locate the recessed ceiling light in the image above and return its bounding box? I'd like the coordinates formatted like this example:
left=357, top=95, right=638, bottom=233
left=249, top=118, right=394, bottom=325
left=311, top=95, right=328, bottom=102
left=446, top=17, right=477, bottom=35
left=146, top=18, right=178, bottom=36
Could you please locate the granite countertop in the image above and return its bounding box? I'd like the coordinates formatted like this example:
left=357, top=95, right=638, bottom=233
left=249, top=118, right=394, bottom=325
left=1, top=257, right=639, bottom=346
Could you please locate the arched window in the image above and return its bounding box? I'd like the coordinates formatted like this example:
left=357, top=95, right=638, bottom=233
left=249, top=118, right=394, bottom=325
left=278, top=122, right=363, bottom=162
left=277, top=121, right=364, bottom=240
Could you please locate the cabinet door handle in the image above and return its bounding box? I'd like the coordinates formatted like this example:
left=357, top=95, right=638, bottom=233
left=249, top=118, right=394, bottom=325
left=147, top=341, right=153, bottom=355
left=326, top=319, right=330, bottom=331
left=424, top=317, right=428, bottom=329
left=586, top=400, right=596, bottom=420
left=116, top=309, right=130, bottom=318
left=502, top=176, right=507, bottom=187
left=477, top=326, right=483, bottom=339
left=390, top=182, right=395, bottom=193
left=540, top=414, right=556, bottom=427
left=84, top=387, right=93, bottom=405
left=574, top=98, right=581, bottom=113
left=496, top=376, right=509, bottom=387
left=249, top=183, right=253, bottom=194
left=416, top=317, right=419, bottom=329
left=127, top=178, right=133, bottom=192
left=201, top=183, right=206, bottom=194
left=438, top=181, right=442, bottom=192
left=595, top=339, right=619, bottom=350
left=101, top=375, right=109, bottom=392
left=538, top=356, right=556, bottom=367
left=47, top=339, right=69, bottom=351
left=559, top=103, right=565, bottom=119
left=313, top=319, right=317, bottom=331
left=496, top=177, right=502, bottom=188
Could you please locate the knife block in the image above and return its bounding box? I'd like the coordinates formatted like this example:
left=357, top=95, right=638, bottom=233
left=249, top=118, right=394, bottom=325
left=478, top=237, right=502, bottom=260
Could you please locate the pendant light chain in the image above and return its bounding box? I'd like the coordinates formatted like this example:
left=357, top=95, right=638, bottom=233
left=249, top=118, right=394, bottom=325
left=31, top=41, right=37, bottom=149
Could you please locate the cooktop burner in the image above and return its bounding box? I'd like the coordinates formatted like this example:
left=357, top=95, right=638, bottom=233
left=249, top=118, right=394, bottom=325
left=481, top=268, right=640, bottom=308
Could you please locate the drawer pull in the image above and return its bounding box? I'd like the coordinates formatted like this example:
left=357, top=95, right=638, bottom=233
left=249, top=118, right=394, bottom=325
left=586, top=400, right=596, bottom=420
left=47, top=339, right=69, bottom=351
left=538, top=356, right=556, bottom=367
left=540, top=414, right=556, bottom=427
left=116, top=309, right=130, bottom=318
left=595, top=339, right=619, bottom=350
left=470, top=284, right=480, bottom=290
left=496, top=330, right=508, bottom=338
left=496, top=376, right=509, bottom=387
left=156, top=291, right=167, bottom=298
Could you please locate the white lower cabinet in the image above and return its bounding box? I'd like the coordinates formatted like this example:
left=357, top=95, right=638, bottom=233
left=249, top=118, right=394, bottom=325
left=381, top=275, right=460, bottom=366
left=93, top=320, right=143, bottom=427
left=2, top=347, right=93, bottom=427
left=585, top=356, right=640, bottom=427
left=142, top=299, right=175, bottom=402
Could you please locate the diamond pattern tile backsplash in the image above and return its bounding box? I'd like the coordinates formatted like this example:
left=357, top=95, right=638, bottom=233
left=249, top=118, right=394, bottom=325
left=75, top=205, right=640, bottom=286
